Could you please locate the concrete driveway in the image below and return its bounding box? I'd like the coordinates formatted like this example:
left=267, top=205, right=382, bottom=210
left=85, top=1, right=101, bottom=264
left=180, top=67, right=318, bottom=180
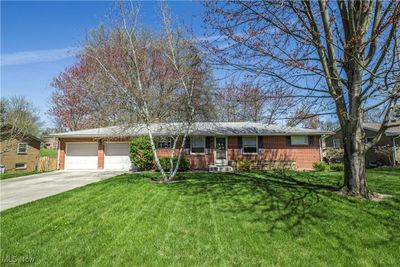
left=0, top=171, right=124, bottom=211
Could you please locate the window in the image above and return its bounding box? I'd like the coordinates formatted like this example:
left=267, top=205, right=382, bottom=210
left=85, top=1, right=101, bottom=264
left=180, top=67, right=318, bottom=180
left=17, top=143, right=28, bottom=154
left=191, top=136, right=205, bottom=154
left=333, top=139, right=341, bottom=148
left=365, top=137, right=374, bottom=144
left=291, top=136, right=309, bottom=145
left=15, top=163, right=27, bottom=170
left=157, top=140, right=171, bottom=149
left=243, top=136, right=257, bottom=153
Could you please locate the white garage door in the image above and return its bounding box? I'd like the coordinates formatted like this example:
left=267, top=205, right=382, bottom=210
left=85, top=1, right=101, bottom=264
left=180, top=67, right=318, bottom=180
left=104, top=143, right=131, bottom=170
left=65, top=143, right=98, bottom=170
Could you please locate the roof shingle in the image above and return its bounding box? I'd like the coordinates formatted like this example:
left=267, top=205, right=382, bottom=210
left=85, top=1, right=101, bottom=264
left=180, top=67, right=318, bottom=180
left=51, top=122, right=333, bottom=138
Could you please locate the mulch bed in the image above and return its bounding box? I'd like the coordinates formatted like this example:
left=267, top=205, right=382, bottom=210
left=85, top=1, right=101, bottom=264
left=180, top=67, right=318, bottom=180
left=149, top=177, right=183, bottom=183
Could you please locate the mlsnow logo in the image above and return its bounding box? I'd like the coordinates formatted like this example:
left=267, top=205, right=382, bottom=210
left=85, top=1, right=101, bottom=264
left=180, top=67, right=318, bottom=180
left=1, top=255, right=35, bottom=264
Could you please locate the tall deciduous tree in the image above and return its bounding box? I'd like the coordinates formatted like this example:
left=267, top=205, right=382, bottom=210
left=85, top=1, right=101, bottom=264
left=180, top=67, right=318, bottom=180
left=50, top=46, right=133, bottom=131
left=204, top=0, right=400, bottom=198
left=83, top=3, right=213, bottom=181
left=50, top=28, right=214, bottom=131
left=215, top=77, right=305, bottom=123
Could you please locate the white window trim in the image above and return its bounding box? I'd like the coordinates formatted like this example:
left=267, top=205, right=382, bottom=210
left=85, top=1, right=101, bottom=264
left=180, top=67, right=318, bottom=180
left=243, top=136, right=258, bottom=155
left=191, top=136, right=206, bottom=155
left=291, top=136, right=309, bottom=146
left=333, top=139, right=341, bottom=148
left=15, top=163, right=27, bottom=170
left=17, top=143, right=28, bottom=154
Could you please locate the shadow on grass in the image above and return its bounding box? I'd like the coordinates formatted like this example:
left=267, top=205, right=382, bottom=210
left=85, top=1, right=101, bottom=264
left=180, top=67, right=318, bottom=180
left=163, top=171, right=399, bottom=244
left=111, top=170, right=399, bottom=252
left=162, top=171, right=340, bottom=236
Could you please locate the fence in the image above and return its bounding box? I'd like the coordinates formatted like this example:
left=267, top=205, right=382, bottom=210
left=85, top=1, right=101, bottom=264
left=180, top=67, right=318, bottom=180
left=37, top=156, right=57, bottom=172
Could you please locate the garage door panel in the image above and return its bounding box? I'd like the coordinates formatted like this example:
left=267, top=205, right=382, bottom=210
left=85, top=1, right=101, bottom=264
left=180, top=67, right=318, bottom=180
left=65, top=143, right=98, bottom=170
left=104, top=143, right=131, bottom=170
left=106, top=143, right=129, bottom=156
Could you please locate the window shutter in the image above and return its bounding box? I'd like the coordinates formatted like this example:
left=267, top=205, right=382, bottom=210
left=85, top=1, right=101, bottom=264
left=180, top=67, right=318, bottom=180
left=258, top=136, right=264, bottom=148
left=286, top=136, right=291, bottom=146
left=238, top=136, right=243, bottom=155
left=206, top=137, right=211, bottom=148
left=258, top=136, right=264, bottom=154
left=205, top=136, right=212, bottom=155
left=185, top=137, right=190, bottom=155
left=308, top=136, right=314, bottom=146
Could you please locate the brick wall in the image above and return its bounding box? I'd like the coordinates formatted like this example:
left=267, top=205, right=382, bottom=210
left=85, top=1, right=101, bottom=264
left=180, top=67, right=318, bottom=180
left=98, top=141, right=104, bottom=169
left=228, top=136, right=320, bottom=170
left=0, top=139, right=40, bottom=172
left=155, top=137, right=214, bottom=170
left=59, top=140, right=65, bottom=170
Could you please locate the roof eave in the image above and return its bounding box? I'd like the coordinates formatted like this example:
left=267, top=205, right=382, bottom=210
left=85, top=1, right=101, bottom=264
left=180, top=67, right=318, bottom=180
left=52, top=132, right=334, bottom=138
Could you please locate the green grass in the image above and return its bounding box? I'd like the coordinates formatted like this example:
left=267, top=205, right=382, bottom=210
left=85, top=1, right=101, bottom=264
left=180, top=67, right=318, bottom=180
left=1, top=169, right=399, bottom=266
left=0, top=171, right=38, bottom=180
left=39, top=148, right=58, bottom=157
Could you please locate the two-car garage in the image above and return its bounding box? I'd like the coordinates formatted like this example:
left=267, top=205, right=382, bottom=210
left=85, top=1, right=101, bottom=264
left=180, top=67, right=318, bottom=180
left=64, top=142, right=131, bottom=170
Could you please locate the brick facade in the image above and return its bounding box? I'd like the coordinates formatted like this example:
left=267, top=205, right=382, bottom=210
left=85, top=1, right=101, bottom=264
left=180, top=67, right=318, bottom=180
left=0, top=138, right=41, bottom=173
left=227, top=136, right=320, bottom=170
left=155, top=138, right=214, bottom=170
left=98, top=141, right=104, bottom=169
left=58, top=135, right=321, bottom=171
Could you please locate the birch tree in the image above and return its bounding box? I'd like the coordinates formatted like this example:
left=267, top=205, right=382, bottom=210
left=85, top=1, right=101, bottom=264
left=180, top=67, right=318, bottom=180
left=204, top=0, right=400, bottom=198
left=85, top=3, right=211, bottom=181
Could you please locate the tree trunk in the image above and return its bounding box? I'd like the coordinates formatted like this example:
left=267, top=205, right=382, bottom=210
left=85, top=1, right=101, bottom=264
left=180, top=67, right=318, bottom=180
left=341, top=123, right=369, bottom=198
left=146, top=125, right=168, bottom=180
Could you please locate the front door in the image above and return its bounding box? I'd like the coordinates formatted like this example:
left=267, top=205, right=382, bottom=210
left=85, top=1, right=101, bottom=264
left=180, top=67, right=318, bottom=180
left=215, top=137, right=227, bottom=165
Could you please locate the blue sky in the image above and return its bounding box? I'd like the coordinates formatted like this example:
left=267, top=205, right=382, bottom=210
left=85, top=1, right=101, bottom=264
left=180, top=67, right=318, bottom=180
left=1, top=1, right=205, bottom=127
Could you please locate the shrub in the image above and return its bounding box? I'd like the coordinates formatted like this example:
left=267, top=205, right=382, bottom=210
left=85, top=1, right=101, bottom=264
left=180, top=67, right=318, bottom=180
left=158, top=156, right=190, bottom=172
left=330, top=163, right=344, bottom=172
left=313, top=161, right=329, bottom=172
left=129, top=136, right=154, bottom=171
left=234, top=160, right=254, bottom=171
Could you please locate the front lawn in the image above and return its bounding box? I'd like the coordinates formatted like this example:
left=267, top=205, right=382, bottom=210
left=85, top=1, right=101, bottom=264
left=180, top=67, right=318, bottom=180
left=39, top=148, right=58, bottom=157
left=1, top=169, right=399, bottom=266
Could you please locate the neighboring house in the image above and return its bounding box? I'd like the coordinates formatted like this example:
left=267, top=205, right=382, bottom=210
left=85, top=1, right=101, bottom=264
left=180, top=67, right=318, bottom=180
left=43, top=137, right=58, bottom=149
left=0, top=131, right=43, bottom=173
left=325, top=122, right=400, bottom=167
left=51, top=122, right=331, bottom=171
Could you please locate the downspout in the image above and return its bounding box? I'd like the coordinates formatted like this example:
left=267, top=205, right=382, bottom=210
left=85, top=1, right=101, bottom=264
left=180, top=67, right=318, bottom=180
left=319, top=136, right=323, bottom=162
left=393, top=136, right=399, bottom=166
